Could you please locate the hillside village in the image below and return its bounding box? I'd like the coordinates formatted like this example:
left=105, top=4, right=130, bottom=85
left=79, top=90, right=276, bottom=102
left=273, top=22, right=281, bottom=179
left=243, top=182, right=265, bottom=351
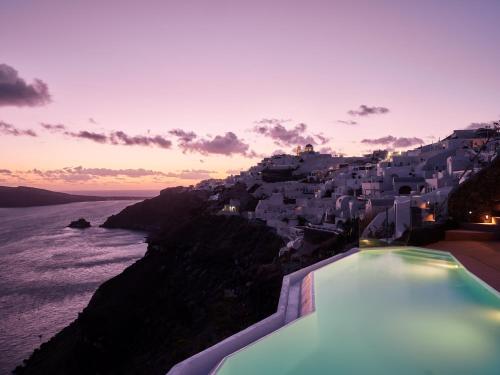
left=196, top=126, right=499, bottom=254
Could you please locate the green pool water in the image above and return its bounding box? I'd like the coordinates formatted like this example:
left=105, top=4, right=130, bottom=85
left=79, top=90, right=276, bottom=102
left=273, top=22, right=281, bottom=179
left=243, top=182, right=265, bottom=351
left=215, top=247, right=500, bottom=375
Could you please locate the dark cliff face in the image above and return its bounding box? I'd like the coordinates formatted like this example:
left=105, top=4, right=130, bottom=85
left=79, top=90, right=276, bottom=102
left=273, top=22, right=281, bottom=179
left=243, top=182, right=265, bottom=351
left=15, top=215, right=285, bottom=375
left=448, top=157, right=500, bottom=222
left=102, top=187, right=210, bottom=231
left=101, top=184, right=258, bottom=232
left=15, top=185, right=350, bottom=375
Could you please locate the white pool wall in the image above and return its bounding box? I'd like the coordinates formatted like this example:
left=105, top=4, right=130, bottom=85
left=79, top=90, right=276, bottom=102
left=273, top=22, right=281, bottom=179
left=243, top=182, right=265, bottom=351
left=167, top=247, right=359, bottom=375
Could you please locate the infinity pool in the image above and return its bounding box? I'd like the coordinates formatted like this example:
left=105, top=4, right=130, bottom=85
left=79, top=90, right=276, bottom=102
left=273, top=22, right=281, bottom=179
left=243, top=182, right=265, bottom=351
left=215, top=248, right=500, bottom=375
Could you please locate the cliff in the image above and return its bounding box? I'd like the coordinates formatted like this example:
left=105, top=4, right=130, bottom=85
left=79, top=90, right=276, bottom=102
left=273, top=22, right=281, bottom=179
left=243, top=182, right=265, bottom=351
left=102, top=187, right=210, bottom=232
left=14, top=215, right=285, bottom=375
left=448, top=156, right=500, bottom=222
left=0, top=186, right=142, bottom=208
left=15, top=185, right=348, bottom=374
left=101, top=184, right=257, bottom=232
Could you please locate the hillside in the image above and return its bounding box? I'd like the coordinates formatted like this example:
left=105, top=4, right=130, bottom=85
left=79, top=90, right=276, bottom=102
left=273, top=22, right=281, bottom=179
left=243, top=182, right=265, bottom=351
left=14, top=185, right=350, bottom=374
left=14, top=215, right=285, bottom=375
left=448, top=156, right=500, bottom=222
left=0, top=186, right=143, bottom=208
left=101, top=183, right=257, bottom=232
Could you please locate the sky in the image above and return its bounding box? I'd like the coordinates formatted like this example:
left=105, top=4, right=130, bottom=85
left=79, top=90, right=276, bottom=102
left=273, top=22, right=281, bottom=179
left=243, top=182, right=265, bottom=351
left=1, top=0, right=499, bottom=190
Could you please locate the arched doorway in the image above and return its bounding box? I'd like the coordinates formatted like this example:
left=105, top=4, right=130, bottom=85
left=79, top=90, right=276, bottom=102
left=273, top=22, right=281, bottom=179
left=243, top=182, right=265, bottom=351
left=398, top=185, right=412, bottom=195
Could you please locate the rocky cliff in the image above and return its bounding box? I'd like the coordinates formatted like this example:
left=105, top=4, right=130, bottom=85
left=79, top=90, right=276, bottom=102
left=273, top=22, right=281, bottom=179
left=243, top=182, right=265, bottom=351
left=15, top=185, right=350, bottom=375
left=448, top=156, right=500, bottom=222
left=14, top=215, right=285, bottom=375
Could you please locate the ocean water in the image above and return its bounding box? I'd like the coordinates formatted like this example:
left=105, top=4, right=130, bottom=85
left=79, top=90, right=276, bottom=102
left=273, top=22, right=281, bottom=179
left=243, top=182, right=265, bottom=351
left=0, top=201, right=147, bottom=374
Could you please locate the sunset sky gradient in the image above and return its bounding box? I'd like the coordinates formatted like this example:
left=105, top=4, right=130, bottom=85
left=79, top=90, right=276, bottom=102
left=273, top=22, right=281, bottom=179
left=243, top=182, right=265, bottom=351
left=1, top=0, right=499, bottom=190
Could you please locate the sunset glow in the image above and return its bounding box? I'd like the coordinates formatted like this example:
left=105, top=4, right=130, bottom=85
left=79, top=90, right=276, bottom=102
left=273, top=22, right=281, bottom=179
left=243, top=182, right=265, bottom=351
left=1, top=0, right=499, bottom=190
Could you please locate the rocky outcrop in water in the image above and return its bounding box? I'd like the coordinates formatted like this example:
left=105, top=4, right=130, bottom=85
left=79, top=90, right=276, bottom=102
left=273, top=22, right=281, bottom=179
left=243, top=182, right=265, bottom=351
left=67, top=218, right=91, bottom=229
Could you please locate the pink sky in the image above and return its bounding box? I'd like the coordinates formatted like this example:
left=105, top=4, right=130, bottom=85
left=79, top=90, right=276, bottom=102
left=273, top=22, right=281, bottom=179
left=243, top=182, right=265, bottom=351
left=1, top=0, right=499, bottom=190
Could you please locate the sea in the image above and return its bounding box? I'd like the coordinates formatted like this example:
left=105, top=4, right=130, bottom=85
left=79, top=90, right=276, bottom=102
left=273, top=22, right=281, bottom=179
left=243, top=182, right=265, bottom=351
left=0, top=200, right=148, bottom=374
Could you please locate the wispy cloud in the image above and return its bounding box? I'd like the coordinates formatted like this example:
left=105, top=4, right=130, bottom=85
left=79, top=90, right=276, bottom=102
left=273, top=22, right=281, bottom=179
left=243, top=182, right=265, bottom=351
left=361, top=135, right=423, bottom=148
left=466, top=121, right=496, bottom=129
left=0, top=169, right=12, bottom=175
left=165, top=169, right=215, bottom=179
left=40, top=123, right=172, bottom=149
left=319, top=146, right=337, bottom=154
left=337, top=120, right=358, bottom=125
left=0, top=121, right=37, bottom=137
left=109, top=131, right=172, bottom=148
left=253, top=119, right=329, bottom=147
left=348, top=105, right=389, bottom=117
left=40, top=123, right=66, bottom=132
left=20, top=166, right=213, bottom=184
left=0, top=63, right=51, bottom=107
left=169, top=129, right=198, bottom=143
left=226, top=169, right=242, bottom=175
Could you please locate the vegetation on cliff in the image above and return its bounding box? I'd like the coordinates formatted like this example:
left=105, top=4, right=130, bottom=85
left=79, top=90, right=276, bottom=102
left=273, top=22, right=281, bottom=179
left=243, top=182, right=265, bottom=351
left=448, top=156, right=500, bottom=222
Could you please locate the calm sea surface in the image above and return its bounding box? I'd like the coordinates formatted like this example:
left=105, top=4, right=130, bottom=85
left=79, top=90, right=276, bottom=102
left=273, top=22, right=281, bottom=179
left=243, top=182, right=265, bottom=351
left=0, top=201, right=147, bottom=374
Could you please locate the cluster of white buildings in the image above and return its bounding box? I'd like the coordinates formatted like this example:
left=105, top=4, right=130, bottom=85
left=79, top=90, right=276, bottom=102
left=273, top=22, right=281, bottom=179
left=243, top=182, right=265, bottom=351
left=197, top=128, right=499, bottom=250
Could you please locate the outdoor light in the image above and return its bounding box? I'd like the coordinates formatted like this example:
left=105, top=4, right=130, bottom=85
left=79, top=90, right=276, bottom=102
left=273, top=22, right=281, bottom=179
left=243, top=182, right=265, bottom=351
left=469, top=211, right=472, bottom=215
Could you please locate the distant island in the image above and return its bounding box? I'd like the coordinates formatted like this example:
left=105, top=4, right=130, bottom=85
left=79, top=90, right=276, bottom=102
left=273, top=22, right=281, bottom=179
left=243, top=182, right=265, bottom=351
left=0, top=186, right=145, bottom=208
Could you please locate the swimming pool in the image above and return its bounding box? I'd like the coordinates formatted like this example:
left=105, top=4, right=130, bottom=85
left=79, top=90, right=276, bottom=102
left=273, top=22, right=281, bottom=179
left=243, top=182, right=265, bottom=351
left=214, top=247, right=500, bottom=375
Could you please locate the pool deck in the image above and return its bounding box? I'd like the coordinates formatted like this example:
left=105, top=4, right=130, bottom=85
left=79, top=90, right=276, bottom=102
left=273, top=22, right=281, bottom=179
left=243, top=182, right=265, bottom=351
left=426, top=240, right=500, bottom=291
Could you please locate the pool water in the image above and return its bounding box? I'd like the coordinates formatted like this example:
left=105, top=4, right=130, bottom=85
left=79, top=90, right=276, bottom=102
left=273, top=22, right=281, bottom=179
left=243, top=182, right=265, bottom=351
left=215, top=248, right=500, bottom=375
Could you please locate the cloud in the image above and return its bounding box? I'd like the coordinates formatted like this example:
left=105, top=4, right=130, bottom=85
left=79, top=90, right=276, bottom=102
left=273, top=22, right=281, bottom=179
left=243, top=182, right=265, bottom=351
left=71, top=130, right=109, bottom=143
left=40, top=123, right=172, bottom=149
left=253, top=119, right=328, bottom=147
left=226, top=169, right=242, bottom=175
left=22, top=166, right=211, bottom=183
left=361, top=135, right=397, bottom=145
left=392, top=137, right=424, bottom=147
left=0, top=63, right=51, bottom=107
left=88, top=118, right=98, bottom=124
left=348, top=105, right=389, bottom=117
left=168, top=128, right=197, bottom=143
left=314, top=133, right=330, bottom=145
left=165, top=169, right=215, bottom=180
left=337, top=120, right=358, bottom=125
left=185, top=132, right=249, bottom=155
left=0, top=121, right=37, bottom=137
left=29, top=167, right=169, bottom=182
left=0, top=169, right=12, bottom=175
left=109, top=131, right=172, bottom=149
left=319, top=146, right=336, bottom=154
left=40, top=123, right=66, bottom=132
left=466, top=121, right=494, bottom=129
left=170, top=129, right=256, bottom=157
left=361, top=135, right=423, bottom=148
